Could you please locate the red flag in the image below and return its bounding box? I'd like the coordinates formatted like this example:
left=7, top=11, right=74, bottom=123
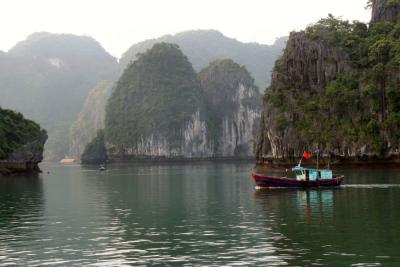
left=303, top=152, right=312, bottom=159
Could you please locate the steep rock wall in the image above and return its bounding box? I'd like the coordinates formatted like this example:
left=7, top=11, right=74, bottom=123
left=1, top=131, right=48, bottom=175
left=99, top=80, right=261, bottom=160
left=256, top=31, right=352, bottom=161
left=106, top=111, right=213, bottom=158
left=371, top=0, right=400, bottom=24
left=219, top=84, right=261, bottom=156
left=256, top=2, right=400, bottom=163
left=69, top=80, right=114, bottom=160
left=0, top=108, right=47, bottom=175
left=199, top=59, right=262, bottom=157
left=6, top=131, right=48, bottom=163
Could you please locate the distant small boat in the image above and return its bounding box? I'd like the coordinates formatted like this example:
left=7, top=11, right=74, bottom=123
left=60, top=157, right=75, bottom=164
left=99, top=165, right=106, bottom=171
left=252, top=152, right=344, bottom=189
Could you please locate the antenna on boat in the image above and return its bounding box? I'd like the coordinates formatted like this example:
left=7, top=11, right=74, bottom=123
left=316, top=150, right=319, bottom=170
left=327, top=154, right=331, bottom=170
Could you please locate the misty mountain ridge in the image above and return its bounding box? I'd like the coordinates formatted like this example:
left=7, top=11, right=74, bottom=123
left=120, top=29, right=287, bottom=90
left=0, top=32, right=119, bottom=159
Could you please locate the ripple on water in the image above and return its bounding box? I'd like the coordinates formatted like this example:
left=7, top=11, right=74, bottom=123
left=342, top=184, right=400, bottom=188
left=1, top=163, right=400, bottom=266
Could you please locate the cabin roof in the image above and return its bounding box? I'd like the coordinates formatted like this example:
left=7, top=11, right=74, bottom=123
left=291, top=165, right=332, bottom=172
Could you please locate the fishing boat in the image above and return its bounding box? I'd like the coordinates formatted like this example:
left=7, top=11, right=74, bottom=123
left=252, top=152, right=344, bottom=189
left=60, top=156, right=75, bottom=164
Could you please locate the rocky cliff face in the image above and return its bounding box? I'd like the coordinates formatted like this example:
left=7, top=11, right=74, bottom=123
left=256, top=31, right=352, bottom=160
left=0, top=108, right=47, bottom=175
left=107, top=110, right=212, bottom=158
left=219, top=85, right=260, bottom=156
left=69, top=80, right=114, bottom=160
left=370, top=0, right=400, bottom=24
left=199, top=59, right=261, bottom=157
left=274, top=32, right=352, bottom=92
left=6, top=132, right=48, bottom=164
left=256, top=4, right=400, bottom=163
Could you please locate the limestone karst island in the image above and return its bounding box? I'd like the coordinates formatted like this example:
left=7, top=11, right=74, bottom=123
left=256, top=0, right=400, bottom=165
left=1, top=0, right=400, bottom=266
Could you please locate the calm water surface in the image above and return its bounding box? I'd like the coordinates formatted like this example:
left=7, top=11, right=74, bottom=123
left=0, top=162, right=400, bottom=266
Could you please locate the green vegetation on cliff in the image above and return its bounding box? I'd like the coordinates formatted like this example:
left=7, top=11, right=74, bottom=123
left=0, top=107, right=45, bottom=159
left=265, top=11, right=400, bottom=157
left=81, top=130, right=107, bottom=164
left=120, top=30, right=287, bottom=91
left=105, top=43, right=203, bottom=151
left=100, top=48, right=261, bottom=158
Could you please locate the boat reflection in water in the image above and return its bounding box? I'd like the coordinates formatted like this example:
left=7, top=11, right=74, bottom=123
left=253, top=188, right=339, bottom=266
left=254, top=189, right=336, bottom=226
left=296, top=189, right=334, bottom=225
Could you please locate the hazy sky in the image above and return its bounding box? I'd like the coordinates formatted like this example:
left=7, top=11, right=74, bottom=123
left=1, top=0, right=371, bottom=58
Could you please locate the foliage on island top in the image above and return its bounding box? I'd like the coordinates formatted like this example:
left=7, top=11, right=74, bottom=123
left=0, top=107, right=46, bottom=160
left=120, top=30, right=287, bottom=91
left=81, top=129, right=108, bottom=164
left=105, top=43, right=204, bottom=150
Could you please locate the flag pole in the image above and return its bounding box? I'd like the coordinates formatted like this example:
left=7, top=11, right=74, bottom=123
left=298, top=151, right=304, bottom=166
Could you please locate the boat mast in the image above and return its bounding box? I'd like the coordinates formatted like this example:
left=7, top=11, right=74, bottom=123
left=298, top=152, right=303, bottom=166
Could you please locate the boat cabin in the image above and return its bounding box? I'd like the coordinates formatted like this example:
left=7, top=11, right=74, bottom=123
left=292, top=165, right=333, bottom=181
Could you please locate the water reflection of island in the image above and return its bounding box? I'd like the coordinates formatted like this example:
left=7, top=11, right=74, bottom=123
left=0, top=175, right=44, bottom=262
left=80, top=163, right=266, bottom=265
left=253, top=186, right=400, bottom=266
left=0, top=175, right=44, bottom=228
